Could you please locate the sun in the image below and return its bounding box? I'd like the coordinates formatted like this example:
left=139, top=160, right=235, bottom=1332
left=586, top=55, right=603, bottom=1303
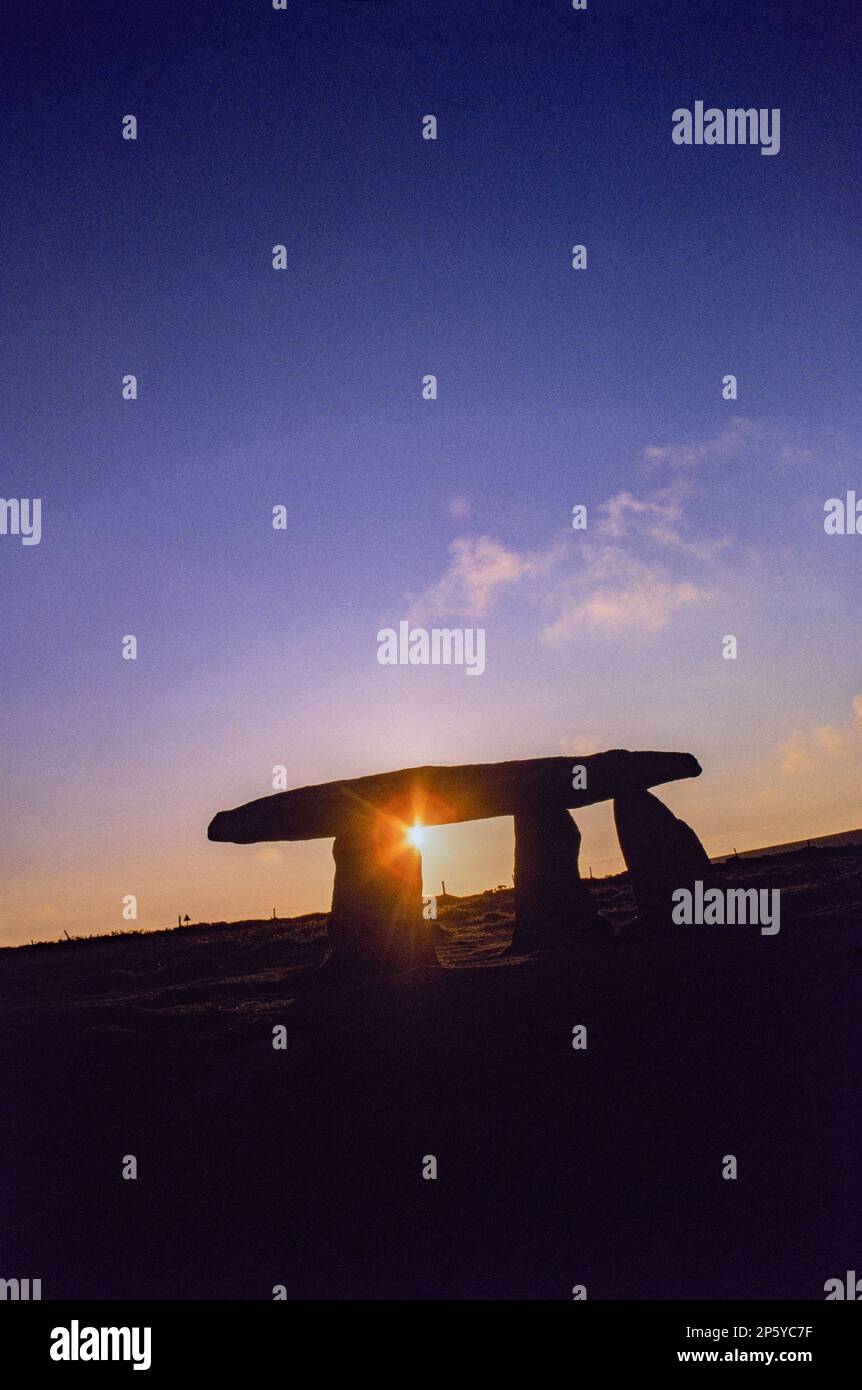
left=407, top=823, right=426, bottom=848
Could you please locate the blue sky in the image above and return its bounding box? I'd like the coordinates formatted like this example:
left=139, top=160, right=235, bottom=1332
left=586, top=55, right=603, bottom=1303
left=1, top=0, right=860, bottom=941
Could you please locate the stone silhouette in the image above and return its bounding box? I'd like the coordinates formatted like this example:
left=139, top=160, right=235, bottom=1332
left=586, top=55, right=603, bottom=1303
left=614, top=789, right=714, bottom=925
left=208, top=749, right=708, bottom=970
left=508, top=805, right=607, bottom=953
left=329, top=819, right=437, bottom=972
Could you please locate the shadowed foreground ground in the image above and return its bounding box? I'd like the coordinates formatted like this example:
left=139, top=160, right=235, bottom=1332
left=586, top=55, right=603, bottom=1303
left=1, top=844, right=859, bottom=1300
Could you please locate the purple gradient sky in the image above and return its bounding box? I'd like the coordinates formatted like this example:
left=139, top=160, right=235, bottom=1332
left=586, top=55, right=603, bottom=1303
left=1, top=0, right=860, bottom=943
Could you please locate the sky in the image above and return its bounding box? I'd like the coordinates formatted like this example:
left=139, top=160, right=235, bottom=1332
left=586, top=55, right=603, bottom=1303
left=1, top=0, right=860, bottom=944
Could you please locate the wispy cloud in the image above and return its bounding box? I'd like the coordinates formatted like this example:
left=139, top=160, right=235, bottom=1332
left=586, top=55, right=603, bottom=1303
left=777, top=695, right=862, bottom=775
left=544, top=562, right=706, bottom=642
left=594, top=489, right=729, bottom=559
left=642, top=416, right=760, bottom=472
left=448, top=495, right=471, bottom=521
left=254, top=846, right=284, bottom=864
left=560, top=735, right=601, bottom=756
left=408, top=535, right=555, bottom=622
left=407, top=423, right=762, bottom=637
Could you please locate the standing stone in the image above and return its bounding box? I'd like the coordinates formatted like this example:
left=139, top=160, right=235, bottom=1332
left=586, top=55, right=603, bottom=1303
left=508, top=806, right=607, bottom=953
left=614, top=790, right=713, bottom=925
left=327, top=818, right=437, bottom=971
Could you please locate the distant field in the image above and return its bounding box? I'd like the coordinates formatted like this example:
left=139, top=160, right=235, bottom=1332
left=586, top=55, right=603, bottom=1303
left=712, top=826, right=862, bottom=862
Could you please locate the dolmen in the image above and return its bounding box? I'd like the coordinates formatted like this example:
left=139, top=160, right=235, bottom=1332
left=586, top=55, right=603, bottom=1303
left=208, top=749, right=712, bottom=971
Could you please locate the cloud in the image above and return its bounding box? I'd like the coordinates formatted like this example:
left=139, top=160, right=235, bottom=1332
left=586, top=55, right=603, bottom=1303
left=778, top=729, right=815, bottom=775
left=595, top=489, right=729, bottom=559
left=408, top=535, right=554, bottom=621
left=777, top=697, right=862, bottom=775
left=596, top=490, right=683, bottom=539
left=448, top=495, right=471, bottom=520
left=812, top=725, right=849, bottom=757
left=644, top=416, right=832, bottom=486
left=560, top=735, right=601, bottom=756
left=643, top=417, right=760, bottom=472
left=409, top=517, right=714, bottom=637
left=406, top=423, right=753, bottom=636
left=254, top=846, right=283, bottom=864
left=544, top=566, right=706, bottom=642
